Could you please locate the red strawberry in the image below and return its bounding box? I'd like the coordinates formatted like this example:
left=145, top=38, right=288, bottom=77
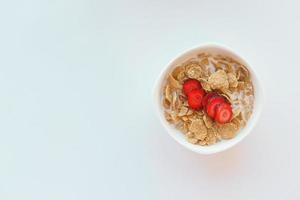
left=215, top=102, right=232, bottom=124
left=183, top=79, right=203, bottom=96
left=202, top=92, right=218, bottom=108
left=187, top=89, right=204, bottom=110
left=206, top=96, right=225, bottom=118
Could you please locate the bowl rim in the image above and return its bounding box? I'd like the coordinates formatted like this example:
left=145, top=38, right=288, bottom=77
left=153, top=43, right=264, bottom=155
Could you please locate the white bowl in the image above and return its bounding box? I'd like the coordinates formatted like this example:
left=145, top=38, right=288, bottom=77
left=153, top=44, right=263, bottom=154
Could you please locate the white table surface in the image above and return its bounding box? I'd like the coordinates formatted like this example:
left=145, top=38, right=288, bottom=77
left=0, top=0, right=299, bottom=199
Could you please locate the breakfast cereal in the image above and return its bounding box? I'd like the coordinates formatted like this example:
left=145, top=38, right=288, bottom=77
left=162, top=53, right=254, bottom=146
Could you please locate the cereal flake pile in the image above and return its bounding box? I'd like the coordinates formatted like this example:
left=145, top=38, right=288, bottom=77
left=162, top=52, right=254, bottom=145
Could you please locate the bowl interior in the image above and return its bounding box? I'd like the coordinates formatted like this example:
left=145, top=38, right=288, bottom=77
left=154, top=44, right=263, bottom=154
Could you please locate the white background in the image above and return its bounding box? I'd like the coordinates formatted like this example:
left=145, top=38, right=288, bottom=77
left=0, top=0, right=299, bottom=199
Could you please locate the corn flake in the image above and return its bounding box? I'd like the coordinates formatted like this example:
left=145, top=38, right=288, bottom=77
left=227, top=72, right=238, bottom=88
left=186, top=66, right=203, bottom=79
left=208, top=70, right=229, bottom=90
left=203, top=114, right=213, bottom=128
left=168, top=74, right=182, bottom=89
left=199, top=79, right=211, bottom=91
left=187, top=137, right=198, bottom=144
left=217, top=123, right=238, bottom=139
left=177, top=106, right=188, bottom=117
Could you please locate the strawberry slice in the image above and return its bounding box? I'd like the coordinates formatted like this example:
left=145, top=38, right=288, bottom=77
left=183, top=79, right=203, bottom=96
left=187, top=89, right=204, bottom=110
left=206, top=96, right=225, bottom=118
left=202, top=92, right=218, bottom=108
left=215, top=102, right=232, bottom=124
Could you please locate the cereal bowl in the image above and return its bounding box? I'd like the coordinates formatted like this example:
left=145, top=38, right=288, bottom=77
left=153, top=44, right=263, bottom=154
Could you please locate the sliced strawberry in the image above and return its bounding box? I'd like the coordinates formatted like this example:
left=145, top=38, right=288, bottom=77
left=206, top=96, right=225, bottom=118
left=187, top=89, right=204, bottom=110
left=202, top=92, right=218, bottom=108
left=183, top=79, right=203, bottom=96
left=215, top=102, right=232, bottom=124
